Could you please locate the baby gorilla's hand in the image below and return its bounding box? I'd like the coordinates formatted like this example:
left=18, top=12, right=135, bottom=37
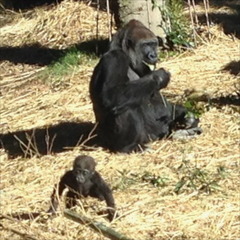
left=153, top=68, right=171, bottom=90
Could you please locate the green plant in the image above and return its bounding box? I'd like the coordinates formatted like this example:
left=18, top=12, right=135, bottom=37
left=142, top=171, right=169, bottom=187
left=160, top=0, right=194, bottom=49
left=112, top=169, right=138, bottom=191
left=184, top=99, right=205, bottom=118
left=174, top=160, right=227, bottom=194
left=39, top=47, right=97, bottom=85
left=158, top=48, right=180, bottom=60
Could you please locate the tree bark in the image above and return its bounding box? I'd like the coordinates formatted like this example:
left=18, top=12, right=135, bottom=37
left=117, top=0, right=167, bottom=37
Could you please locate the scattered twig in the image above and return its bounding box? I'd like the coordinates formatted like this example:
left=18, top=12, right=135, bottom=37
left=64, top=209, right=135, bottom=240
left=13, top=130, right=41, bottom=158
left=187, top=0, right=197, bottom=47
left=95, top=0, right=100, bottom=54
left=0, top=224, right=39, bottom=240
left=0, top=69, right=43, bottom=83
left=13, top=134, right=33, bottom=158
left=0, top=215, right=39, bottom=240
left=80, top=123, right=98, bottom=146
left=190, top=0, right=199, bottom=27
left=106, top=0, right=112, bottom=41
left=45, top=128, right=56, bottom=155
left=203, top=0, right=210, bottom=31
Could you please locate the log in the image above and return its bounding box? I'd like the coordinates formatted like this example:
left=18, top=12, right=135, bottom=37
left=64, top=209, right=134, bottom=240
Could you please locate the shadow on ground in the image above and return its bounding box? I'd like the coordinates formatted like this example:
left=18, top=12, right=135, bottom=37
left=1, top=92, right=239, bottom=159
left=209, top=93, right=240, bottom=107
left=222, top=60, right=240, bottom=76
left=198, top=12, right=240, bottom=38
left=0, top=0, right=63, bottom=10
left=0, top=39, right=109, bottom=66
left=0, top=44, right=64, bottom=66
left=196, top=0, right=240, bottom=38
left=0, top=121, right=105, bottom=159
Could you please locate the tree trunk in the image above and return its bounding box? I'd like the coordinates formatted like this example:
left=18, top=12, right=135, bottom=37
left=116, top=0, right=167, bottom=37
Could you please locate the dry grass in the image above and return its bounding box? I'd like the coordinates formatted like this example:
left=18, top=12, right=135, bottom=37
left=0, top=1, right=240, bottom=240
left=0, top=0, right=110, bottom=48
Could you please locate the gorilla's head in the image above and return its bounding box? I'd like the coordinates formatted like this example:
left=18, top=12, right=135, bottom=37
left=72, top=155, right=96, bottom=183
left=110, top=19, right=159, bottom=72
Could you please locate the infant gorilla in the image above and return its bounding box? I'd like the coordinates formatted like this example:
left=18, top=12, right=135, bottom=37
left=48, top=155, right=117, bottom=221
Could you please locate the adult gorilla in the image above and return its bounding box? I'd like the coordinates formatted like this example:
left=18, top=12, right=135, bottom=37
left=90, top=19, right=202, bottom=153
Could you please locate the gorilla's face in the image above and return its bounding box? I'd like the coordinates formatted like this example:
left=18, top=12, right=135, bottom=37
left=72, top=156, right=96, bottom=183
left=140, top=39, right=158, bottom=65
left=126, top=37, right=159, bottom=72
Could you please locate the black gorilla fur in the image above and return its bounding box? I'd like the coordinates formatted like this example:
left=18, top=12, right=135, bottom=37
left=48, top=155, right=117, bottom=221
left=90, top=19, right=202, bottom=153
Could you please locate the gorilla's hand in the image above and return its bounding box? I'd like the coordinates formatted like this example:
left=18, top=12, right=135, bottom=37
left=152, top=68, right=171, bottom=90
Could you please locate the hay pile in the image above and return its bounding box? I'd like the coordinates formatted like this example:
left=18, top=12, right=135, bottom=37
left=0, top=0, right=110, bottom=48
left=0, top=1, right=239, bottom=240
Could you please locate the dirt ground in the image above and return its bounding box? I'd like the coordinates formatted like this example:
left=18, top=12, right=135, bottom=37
left=0, top=1, right=239, bottom=240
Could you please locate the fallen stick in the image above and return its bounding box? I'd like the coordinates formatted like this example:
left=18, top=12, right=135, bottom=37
left=64, top=209, right=134, bottom=240
left=0, top=223, right=38, bottom=240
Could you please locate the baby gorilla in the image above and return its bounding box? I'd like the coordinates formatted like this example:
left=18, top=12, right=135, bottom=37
left=48, top=155, right=117, bottom=221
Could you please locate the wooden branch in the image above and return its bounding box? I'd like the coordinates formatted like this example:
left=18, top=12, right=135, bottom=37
left=203, top=0, right=210, bottom=30
left=95, top=0, right=100, bottom=54
left=191, top=0, right=199, bottom=27
left=64, top=209, right=135, bottom=240
left=0, top=221, right=38, bottom=240
left=106, top=0, right=112, bottom=41
left=187, top=0, right=197, bottom=47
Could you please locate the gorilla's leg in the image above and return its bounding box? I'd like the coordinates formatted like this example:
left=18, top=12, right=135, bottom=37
left=170, top=104, right=199, bottom=129
left=169, top=104, right=202, bottom=139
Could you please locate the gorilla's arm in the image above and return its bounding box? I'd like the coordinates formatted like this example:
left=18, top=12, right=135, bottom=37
left=89, top=171, right=117, bottom=221
left=47, top=171, right=75, bottom=214
left=92, top=50, right=170, bottom=115
left=109, top=69, right=170, bottom=115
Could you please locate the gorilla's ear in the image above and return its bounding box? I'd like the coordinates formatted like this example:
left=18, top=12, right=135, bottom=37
left=126, top=38, right=133, bottom=49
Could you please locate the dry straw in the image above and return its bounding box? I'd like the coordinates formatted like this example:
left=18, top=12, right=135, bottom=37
left=0, top=0, right=110, bottom=48
left=0, top=0, right=240, bottom=240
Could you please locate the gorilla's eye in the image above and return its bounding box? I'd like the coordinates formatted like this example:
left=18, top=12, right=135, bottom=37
left=83, top=170, right=89, bottom=175
left=147, top=41, right=157, bottom=48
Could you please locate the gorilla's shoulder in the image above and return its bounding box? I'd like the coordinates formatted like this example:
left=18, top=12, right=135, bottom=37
left=101, top=49, right=129, bottom=63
